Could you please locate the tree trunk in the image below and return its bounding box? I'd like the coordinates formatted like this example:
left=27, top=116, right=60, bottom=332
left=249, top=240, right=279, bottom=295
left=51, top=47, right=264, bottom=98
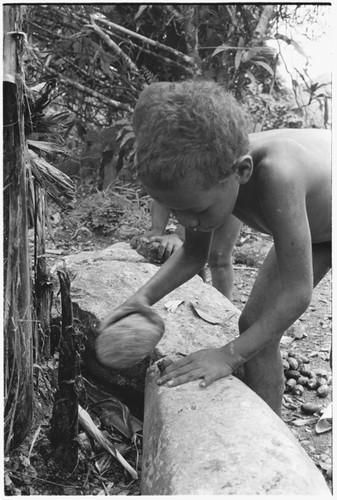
left=50, top=270, right=79, bottom=469
left=253, top=5, right=276, bottom=40
left=3, top=4, right=34, bottom=451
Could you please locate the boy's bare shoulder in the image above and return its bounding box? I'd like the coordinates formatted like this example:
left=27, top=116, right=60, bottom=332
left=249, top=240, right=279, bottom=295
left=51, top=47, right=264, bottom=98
left=249, top=128, right=330, bottom=157
left=249, top=128, right=330, bottom=176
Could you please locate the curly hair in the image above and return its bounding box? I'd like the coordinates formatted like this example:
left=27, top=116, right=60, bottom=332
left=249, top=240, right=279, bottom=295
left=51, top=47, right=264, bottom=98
left=133, top=80, right=249, bottom=190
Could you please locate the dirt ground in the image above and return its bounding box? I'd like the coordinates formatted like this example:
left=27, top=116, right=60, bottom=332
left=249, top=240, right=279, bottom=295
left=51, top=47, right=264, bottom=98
left=4, top=191, right=332, bottom=495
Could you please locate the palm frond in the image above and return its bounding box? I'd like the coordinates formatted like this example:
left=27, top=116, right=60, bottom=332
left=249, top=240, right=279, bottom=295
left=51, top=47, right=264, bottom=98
left=26, top=139, right=68, bottom=155
left=27, top=148, right=75, bottom=206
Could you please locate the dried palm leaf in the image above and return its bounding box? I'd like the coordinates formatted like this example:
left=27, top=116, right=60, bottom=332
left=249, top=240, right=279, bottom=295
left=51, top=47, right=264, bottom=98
left=26, top=139, right=67, bottom=155
left=27, top=148, right=75, bottom=206
left=78, top=405, right=138, bottom=480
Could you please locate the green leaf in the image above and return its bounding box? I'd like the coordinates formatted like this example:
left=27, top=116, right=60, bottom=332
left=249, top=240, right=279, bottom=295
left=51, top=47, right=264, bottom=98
left=211, top=44, right=240, bottom=57
left=235, top=50, right=242, bottom=70
left=134, top=5, right=148, bottom=20
left=238, top=37, right=245, bottom=48
left=251, top=60, right=274, bottom=76
left=242, top=46, right=275, bottom=63
left=245, top=70, right=257, bottom=87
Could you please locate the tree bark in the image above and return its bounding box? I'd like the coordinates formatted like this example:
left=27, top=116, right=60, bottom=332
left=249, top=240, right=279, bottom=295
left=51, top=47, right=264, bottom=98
left=3, top=4, right=34, bottom=452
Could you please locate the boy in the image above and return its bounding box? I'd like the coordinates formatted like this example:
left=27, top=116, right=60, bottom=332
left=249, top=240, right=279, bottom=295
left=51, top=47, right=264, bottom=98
left=101, top=81, right=331, bottom=417
left=131, top=200, right=242, bottom=300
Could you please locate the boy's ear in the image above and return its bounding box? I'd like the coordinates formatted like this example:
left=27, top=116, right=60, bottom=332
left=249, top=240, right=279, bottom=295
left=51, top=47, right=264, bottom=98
left=235, top=155, right=253, bottom=184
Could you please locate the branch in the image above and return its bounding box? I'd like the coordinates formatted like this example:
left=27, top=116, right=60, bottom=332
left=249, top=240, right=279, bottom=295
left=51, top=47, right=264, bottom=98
left=46, top=68, right=131, bottom=111
left=85, top=16, right=139, bottom=74
left=253, top=5, right=276, bottom=40
left=91, top=14, right=195, bottom=66
left=135, top=44, right=194, bottom=75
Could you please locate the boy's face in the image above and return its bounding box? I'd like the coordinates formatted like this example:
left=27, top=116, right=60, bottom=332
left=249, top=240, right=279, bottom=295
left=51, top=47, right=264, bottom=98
left=144, top=173, right=240, bottom=232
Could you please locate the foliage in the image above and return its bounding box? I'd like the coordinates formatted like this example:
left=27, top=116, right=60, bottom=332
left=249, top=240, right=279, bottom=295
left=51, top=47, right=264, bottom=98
left=24, top=3, right=330, bottom=188
left=69, top=182, right=151, bottom=236
left=25, top=5, right=279, bottom=124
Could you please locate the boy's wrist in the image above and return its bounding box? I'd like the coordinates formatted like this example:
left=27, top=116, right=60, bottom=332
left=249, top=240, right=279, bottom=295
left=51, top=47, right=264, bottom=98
left=219, top=342, right=247, bottom=370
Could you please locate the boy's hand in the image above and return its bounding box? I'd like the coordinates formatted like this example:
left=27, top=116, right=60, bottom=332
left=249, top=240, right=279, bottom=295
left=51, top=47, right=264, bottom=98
left=147, top=234, right=183, bottom=260
left=130, top=229, right=159, bottom=249
left=157, top=347, right=234, bottom=388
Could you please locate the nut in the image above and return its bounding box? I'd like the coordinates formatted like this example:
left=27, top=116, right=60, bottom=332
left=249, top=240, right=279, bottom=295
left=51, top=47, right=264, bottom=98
left=316, top=385, right=329, bottom=398
left=286, top=378, right=297, bottom=389
left=307, top=378, right=318, bottom=390
left=297, top=376, right=309, bottom=386
left=300, top=366, right=313, bottom=378
left=293, top=384, right=304, bottom=395
left=301, top=402, right=322, bottom=415
left=288, top=357, right=299, bottom=370
left=286, top=369, right=301, bottom=380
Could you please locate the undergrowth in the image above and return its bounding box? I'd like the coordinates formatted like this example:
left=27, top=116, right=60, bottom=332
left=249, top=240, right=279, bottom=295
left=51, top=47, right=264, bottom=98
left=67, top=182, right=152, bottom=236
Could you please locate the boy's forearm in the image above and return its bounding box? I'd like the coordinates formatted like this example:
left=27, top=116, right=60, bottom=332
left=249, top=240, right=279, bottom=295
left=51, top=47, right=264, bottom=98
left=126, top=245, right=207, bottom=307
left=150, top=201, right=170, bottom=235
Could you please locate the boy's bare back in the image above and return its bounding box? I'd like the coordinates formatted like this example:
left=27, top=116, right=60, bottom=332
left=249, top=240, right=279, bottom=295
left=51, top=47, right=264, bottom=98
left=236, top=128, right=331, bottom=244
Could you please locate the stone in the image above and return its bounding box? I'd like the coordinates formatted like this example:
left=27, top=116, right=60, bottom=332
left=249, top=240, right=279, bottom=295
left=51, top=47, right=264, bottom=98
left=142, top=373, right=330, bottom=495
left=60, top=242, right=240, bottom=386
left=56, top=242, right=329, bottom=495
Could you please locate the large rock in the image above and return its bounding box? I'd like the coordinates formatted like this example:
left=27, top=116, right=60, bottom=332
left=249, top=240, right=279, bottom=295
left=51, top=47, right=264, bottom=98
left=62, top=242, right=240, bottom=369
left=142, top=374, right=329, bottom=495
left=58, top=242, right=329, bottom=495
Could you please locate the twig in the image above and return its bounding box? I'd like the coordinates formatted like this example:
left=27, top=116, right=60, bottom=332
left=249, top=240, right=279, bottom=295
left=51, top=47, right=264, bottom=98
left=233, top=265, right=258, bottom=271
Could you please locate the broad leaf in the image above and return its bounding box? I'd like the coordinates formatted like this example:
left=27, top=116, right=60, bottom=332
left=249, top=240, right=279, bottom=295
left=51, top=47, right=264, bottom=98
left=212, top=44, right=241, bottom=57
left=252, top=60, right=274, bottom=76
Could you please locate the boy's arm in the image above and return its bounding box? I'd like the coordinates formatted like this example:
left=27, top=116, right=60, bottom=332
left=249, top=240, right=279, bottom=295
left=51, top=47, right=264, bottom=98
left=158, top=159, right=315, bottom=387
left=216, top=163, right=313, bottom=364
left=100, top=228, right=212, bottom=330
left=149, top=200, right=170, bottom=235
left=146, top=200, right=184, bottom=260
left=131, top=201, right=182, bottom=257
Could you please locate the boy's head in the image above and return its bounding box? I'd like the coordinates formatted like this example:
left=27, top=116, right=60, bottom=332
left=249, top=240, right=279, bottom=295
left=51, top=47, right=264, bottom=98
left=133, top=80, right=249, bottom=190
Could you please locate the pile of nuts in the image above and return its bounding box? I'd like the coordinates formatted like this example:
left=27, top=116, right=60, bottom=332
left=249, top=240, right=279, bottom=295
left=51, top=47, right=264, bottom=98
left=282, top=350, right=331, bottom=399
